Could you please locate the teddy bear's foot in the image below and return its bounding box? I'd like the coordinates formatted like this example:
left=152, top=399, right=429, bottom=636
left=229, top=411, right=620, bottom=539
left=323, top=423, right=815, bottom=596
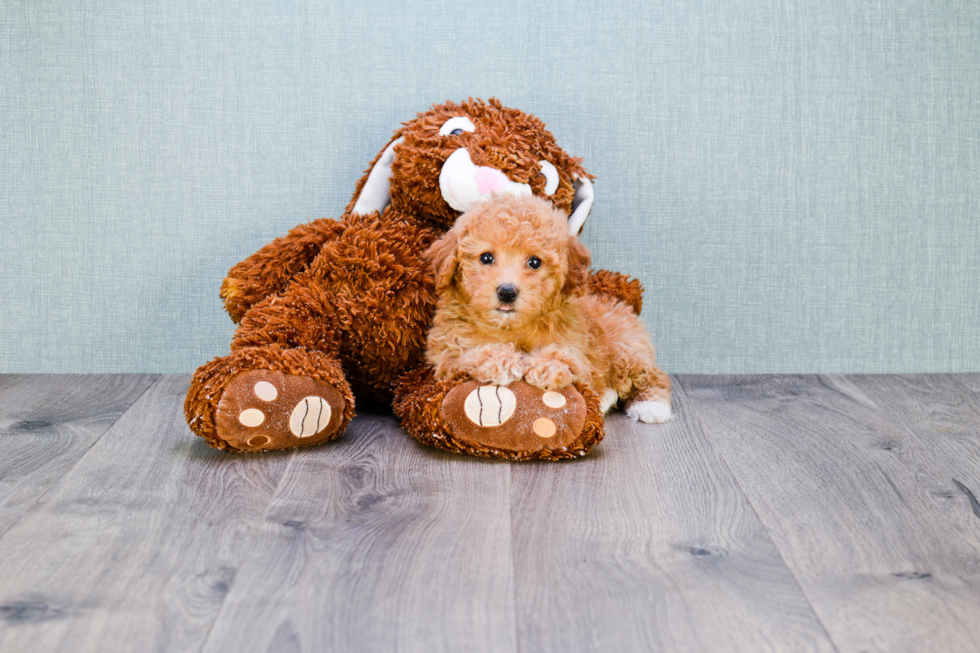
left=393, top=368, right=605, bottom=461
left=443, top=380, right=591, bottom=455
left=214, top=369, right=347, bottom=452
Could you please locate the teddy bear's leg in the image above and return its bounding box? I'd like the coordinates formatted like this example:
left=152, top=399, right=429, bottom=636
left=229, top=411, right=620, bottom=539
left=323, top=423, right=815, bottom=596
left=185, top=276, right=355, bottom=452
left=393, top=367, right=606, bottom=461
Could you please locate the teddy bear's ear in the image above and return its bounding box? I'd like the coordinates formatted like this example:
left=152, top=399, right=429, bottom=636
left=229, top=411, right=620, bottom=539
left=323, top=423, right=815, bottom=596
left=347, top=134, right=405, bottom=216
left=567, top=175, right=594, bottom=236
left=425, top=228, right=461, bottom=292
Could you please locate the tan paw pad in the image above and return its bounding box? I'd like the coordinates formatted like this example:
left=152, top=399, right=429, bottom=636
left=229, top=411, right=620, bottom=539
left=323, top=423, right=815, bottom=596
left=533, top=417, right=557, bottom=438
left=541, top=391, right=566, bottom=408
left=253, top=381, right=278, bottom=401
left=289, top=396, right=332, bottom=438
left=463, top=385, right=517, bottom=427
left=238, top=408, right=265, bottom=427
left=246, top=434, right=271, bottom=448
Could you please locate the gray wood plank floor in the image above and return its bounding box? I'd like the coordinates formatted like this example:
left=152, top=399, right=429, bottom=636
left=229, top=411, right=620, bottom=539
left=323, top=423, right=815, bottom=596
left=0, top=375, right=157, bottom=538
left=0, top=374, right=977, bottom=652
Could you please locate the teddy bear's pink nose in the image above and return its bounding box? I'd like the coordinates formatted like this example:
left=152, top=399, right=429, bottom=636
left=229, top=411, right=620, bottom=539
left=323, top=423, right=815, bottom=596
left=474, top=166, right=511, bottom=195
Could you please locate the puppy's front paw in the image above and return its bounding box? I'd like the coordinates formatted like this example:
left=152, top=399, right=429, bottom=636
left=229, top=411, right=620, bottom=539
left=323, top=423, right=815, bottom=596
left=524, top=356, right=574, bottom=391
left=460, top=344, right=524, bottom=387
left=523, top=345, right=585, bottom=391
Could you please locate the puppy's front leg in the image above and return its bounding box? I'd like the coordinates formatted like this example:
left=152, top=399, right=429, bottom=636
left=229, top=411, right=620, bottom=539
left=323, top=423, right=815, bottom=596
left=523, top=345, right=588, bottom=391
left=457, top=343, right=525, bottom=386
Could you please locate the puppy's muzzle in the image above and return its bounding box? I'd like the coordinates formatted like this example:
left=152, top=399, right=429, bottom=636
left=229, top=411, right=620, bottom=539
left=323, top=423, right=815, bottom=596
left=496, top=284, right=519, bottom=304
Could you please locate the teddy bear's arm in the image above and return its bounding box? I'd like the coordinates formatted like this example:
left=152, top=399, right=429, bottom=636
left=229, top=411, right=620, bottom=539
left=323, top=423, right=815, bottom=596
left=220, top=218, right=346, bottom=323
left=586, top=269, right=644, bottom=315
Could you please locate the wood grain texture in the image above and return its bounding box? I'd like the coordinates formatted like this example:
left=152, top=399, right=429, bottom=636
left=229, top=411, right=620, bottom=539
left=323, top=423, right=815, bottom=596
left=0, top=374, right=157, bottom=537
left=0, top=375, right=289, bottom=652
left=510, top=384, right=835, bottom=653
left=200, top=409, right=517, bottom=653
left=5, top=374, right=980, bottom=652
left=681, top=375, right=980, bottom=653
left=845, top=374, right=980, bottom=487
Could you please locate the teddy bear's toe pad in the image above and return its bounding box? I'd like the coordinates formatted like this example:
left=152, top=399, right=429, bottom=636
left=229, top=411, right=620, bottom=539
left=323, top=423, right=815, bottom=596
left=442, top=380, right=587, bottom=455
left=215, top=369, right=345, bottom=452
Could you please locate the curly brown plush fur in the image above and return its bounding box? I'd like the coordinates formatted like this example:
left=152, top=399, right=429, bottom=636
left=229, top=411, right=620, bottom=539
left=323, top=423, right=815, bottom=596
left=185, top=98, right=644, bottom=455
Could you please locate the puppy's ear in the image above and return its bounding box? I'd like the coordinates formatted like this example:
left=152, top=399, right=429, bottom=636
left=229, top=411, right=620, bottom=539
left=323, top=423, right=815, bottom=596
left=562, top=236, right=592, bottom=296
left=426, top=228, right=461, bottom=292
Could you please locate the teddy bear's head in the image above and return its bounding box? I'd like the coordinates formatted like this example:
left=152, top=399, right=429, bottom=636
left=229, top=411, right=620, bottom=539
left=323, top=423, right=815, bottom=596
left=346, top=98, right=595, bottom=233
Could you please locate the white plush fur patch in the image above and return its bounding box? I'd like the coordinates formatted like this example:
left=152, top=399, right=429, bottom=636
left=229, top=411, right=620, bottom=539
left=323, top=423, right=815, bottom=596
left=539, top=160, right=559, bottom=195
left=567, top=175, right=594, bottom=235
left=351, top=137, right=405, bottom=215
left=627, top=399, right=673, bottom=424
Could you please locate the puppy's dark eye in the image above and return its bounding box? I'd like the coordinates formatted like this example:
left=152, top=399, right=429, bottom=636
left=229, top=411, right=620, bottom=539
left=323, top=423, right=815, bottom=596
left=479, top=252, right=494, bottom=265
left=450, top=128, right=464, bottom=136
left=527, top=256, right=542, bottom=269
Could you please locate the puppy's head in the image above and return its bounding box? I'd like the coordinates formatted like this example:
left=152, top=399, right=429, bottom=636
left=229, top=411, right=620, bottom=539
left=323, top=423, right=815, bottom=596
left=426, top=195, right=591, bottom=327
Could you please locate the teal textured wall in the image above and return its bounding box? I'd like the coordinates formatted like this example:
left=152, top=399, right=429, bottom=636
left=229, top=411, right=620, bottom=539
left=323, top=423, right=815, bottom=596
left=1, top=0, right=978, bottom=373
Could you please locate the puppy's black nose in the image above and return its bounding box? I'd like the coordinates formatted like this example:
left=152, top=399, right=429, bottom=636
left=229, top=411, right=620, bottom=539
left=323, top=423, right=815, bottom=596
left=497, top=284, right=519, bottom=304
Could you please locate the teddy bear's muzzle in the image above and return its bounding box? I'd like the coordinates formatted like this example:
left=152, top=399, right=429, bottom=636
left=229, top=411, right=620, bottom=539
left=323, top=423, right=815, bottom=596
left=439, top=148, right=532, bottom=212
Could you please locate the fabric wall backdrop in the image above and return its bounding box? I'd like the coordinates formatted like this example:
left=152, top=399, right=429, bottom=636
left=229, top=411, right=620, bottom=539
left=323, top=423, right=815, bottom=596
left=1, top=0, right=978, bottom=374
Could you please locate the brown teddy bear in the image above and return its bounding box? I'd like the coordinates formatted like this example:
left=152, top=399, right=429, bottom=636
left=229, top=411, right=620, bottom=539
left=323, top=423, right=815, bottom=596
left=184, top=98, right=644, bottom=460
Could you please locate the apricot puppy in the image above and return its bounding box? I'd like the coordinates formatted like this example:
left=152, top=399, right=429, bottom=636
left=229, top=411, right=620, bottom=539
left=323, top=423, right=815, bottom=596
left=425, top=195, right=672, bottom=423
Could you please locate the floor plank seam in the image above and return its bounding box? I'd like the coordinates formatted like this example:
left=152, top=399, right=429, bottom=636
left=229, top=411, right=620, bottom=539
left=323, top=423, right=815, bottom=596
left=675, top=376, right=844, bottom=653
left=505, top=463, right=522, bottom=653
left=261, top=448, right=301, bottom=520
left=194, top=447, right=299, bottom=653
left=0, top=374, right=162, bottom=544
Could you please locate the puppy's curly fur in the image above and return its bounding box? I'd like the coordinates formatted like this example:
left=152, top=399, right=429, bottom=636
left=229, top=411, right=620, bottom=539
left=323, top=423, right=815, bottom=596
left=426, top=195, right=672, bottom=423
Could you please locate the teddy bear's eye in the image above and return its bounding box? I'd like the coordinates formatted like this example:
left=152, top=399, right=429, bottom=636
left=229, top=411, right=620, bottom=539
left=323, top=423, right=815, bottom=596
left=479, top=252, right=494, bottom=265
left=439, top=116, right=476, bottom=137
left=527, top=256, right=542, bottom=269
